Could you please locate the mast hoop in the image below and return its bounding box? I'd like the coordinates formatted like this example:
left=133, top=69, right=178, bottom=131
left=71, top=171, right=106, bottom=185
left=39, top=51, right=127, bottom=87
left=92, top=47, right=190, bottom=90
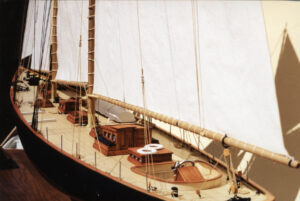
left=288, top=159, right=293, bottom=167
left=287, top=156, right=295, bottom=167
left=222, top=134, right=230, bottom=148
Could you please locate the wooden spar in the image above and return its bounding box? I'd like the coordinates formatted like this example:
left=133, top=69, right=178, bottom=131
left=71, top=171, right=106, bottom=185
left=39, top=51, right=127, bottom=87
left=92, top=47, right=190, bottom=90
left=19, top=66, right=48, bottom=80
left=88, top=93, right=300, bottom=169
left=50, top=0, right=58, bottom=80
left=87, top=97, right=96, bottom=128
left=51, top=80, right=88, bottom=88
left=24, top=68, right=50, bottom=74
left=88, top=0, right=95, bottom=94
left=51, top=0, right=58, bottom=100
left=87, top=0, right=96, bottom=127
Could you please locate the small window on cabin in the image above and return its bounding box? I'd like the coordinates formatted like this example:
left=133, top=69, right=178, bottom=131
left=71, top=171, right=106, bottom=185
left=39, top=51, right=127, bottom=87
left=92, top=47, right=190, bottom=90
left=104, top=131, right=107, bottom=137
left=108, top=133, right=111, bottom=139
left=112, top=135, right=115, bottom=141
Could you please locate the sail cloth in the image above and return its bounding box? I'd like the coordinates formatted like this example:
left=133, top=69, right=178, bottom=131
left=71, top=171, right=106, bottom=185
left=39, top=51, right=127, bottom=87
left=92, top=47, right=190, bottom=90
left=22, top=0, right=51, bottom=71
left=31, top=0, right=51, bottom=71
left=93, top=1, right=288, bottom=156
left=21, top=0, right=35, bottom=59
left=95, top=100, right=136, bottom=123
left=56, top=0, right=88, bottom=82
left=94, top=1, right=143, bottom=105
left=195, top=1, right=287, bottom=156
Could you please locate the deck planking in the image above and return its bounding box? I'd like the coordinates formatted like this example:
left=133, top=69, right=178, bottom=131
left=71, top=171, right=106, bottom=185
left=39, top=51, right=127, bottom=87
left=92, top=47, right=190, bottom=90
left=14, top=78, right=268, bottom=201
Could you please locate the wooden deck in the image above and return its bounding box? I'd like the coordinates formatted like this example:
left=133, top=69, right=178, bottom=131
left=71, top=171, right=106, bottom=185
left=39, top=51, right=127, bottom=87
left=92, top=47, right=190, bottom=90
left=14, top=80, right=269, bottom=201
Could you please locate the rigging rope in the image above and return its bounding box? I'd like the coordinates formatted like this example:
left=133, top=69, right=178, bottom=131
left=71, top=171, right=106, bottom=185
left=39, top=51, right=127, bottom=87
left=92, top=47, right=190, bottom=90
left=39, top=0, right=52, bottom=122
left=191, top=0, right=205, bottom=150
left=32, top=0, right=52, bottom=131
left=77, top=0, right=85, bottom=157
left=136, top=0, right=158, bottom=191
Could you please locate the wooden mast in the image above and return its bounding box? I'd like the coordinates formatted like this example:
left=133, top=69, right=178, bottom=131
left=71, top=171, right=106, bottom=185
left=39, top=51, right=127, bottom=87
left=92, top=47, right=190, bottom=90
left=87, top=0, right=96, bottom=127
left=50, top=0, right=58, bottom=101
left=88, top=93, right=300, bottom=169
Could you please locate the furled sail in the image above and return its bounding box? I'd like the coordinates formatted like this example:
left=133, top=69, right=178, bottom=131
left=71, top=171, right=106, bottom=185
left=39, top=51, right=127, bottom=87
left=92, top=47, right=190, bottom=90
left=93, top=1, right=288, bottom=156
left=55, top=0, right=88, bottom=83
left=22, top=0, right=51, bottom=71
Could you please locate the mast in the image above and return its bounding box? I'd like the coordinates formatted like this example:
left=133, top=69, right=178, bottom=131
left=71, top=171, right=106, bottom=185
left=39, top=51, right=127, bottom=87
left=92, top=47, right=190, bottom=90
left=87, top=0, right=96, bottom=127
left=88, top=93, right=300, bottom=169
left=51, top=0, right=58, bottom=101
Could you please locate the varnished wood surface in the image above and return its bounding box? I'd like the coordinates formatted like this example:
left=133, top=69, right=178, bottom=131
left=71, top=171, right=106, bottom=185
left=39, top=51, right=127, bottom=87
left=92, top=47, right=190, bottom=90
left=0, top=149, right=74, bottom=201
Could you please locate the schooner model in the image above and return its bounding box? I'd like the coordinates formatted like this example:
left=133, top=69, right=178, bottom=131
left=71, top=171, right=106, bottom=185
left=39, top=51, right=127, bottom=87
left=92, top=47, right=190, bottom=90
left=11, top=0, right=299, bottom=201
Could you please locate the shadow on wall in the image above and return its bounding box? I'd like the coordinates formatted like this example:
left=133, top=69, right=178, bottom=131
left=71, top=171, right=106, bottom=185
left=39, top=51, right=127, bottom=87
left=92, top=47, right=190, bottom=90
left=249, top=32, right=300, bottom=201
left=275, top=32, right=300, bottom=161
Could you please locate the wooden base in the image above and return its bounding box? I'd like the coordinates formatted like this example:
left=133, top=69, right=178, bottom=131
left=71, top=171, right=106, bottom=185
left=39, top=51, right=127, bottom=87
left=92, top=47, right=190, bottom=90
left=0, top=149, right=72, bottom=201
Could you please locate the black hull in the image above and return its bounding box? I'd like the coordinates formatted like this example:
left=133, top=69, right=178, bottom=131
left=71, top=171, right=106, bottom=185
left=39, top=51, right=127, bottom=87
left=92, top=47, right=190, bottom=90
left=12, top=102, right=162, bottom=201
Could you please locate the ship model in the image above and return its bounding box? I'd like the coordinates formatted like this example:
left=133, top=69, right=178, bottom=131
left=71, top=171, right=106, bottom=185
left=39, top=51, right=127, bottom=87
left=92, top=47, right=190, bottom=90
left=10, top=0, right=299, bottom=201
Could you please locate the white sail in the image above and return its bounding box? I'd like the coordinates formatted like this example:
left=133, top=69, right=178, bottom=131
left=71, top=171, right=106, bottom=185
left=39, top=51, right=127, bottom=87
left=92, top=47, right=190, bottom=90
left=21, top=0, right=35, bottom=59
left=93, top=1, right=288, bottom=156
left=30, top=0, right=51, bottom=71
left=195, top=1, right=287, bottom=156
left=94, top=1, right=142, bottom=105
left=21, top=0, right=51, bottom=72
left=55, top=0, right=88, bottom=82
